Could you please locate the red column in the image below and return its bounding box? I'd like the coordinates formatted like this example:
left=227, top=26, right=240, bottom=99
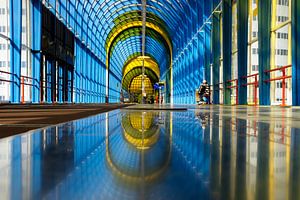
left=282, top=69, right=286, bottom=106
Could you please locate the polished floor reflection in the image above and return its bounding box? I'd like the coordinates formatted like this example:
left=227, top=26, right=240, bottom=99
left=0, top=105, right=300, bottom=200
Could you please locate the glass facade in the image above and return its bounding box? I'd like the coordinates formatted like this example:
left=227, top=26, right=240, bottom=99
left=247, top=0, right=259, bottom=105
left=270, top=0, right=292, bottom=105
left=0, top=0, right=10, bottom=101
left=219, top=11, right=224, bottom=105
left=0, top=0, right=299, bottom=106
left=21, top=0, right=31, bottom=102
left=231, top=0, right=238, bottom=105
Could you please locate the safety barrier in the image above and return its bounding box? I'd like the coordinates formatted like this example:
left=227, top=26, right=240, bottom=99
left=0, top=70, right=17, bottom=102
left=227, top=79, right=238, bottom=105
left=0, top=70, right=17, bottom=84
left=213, top=82, right=224, bottom=91
left=264, top=64, right=292, bottom=106
left=242, top=73, right=259, bottom=106
left=20, top=75, right=38, bottom=104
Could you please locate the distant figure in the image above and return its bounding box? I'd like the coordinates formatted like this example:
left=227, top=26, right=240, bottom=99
left=198, top=80, right=210, bottom=104
left=150, top=96, right=154, bottom=104
left=105, top=95, right=109, bottom=104
left=120, top=90, right=124, bottom=103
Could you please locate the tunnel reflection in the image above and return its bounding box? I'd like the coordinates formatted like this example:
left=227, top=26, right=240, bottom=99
left=0, top=108, right=300, bottom=199
left=106, top=111, right=172, bottom=184
left=199, top=106, right=296, bottom=200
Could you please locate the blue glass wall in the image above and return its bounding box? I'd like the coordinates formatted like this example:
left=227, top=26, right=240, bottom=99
left=172, top=1, right=215, bottom=104
left=3, top=0, right=300, bottom=105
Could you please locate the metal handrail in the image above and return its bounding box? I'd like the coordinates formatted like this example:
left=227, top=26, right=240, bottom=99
left=242, top=73, right=259, bottom=105
left=264, top=64, right=292, bottom=106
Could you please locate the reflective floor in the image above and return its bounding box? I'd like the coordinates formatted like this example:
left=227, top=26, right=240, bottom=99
left=0, top=105, right=300, bottom=200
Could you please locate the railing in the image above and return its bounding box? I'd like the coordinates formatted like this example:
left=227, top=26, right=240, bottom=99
left=213, top=82, right=224, bottom=91
left=0, top=70, right=17, bottom=102
left=227, top=79, right=238, bottom=105
left=264, top=64, right=292, bottom=106
left=0, top=70, right=17, bottom=83
left=242, top=73, right=259, bottom=106
left=20, top=75, right=38, bottom=104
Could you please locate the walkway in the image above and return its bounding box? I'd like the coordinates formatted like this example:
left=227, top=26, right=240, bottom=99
left=0, top=105, right=299, bottom=199
left=0, top=104, right=131, bottom=138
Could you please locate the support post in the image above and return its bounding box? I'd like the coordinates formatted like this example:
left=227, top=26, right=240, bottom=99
left=212, top=2, right=221, bottom=104
left=292, top=0, right=300, bottom=105
left=258, top=0, right=271, bottom=105
left=31, top=0, right=42, bottom=103
left=141, top=0, right=147, bottom=104
left=10, top=0, right=22, bottom=103
left=237, top=0, right=248, bottom=105
left=222, top=0, right=232, bottom=105
left=282, top=69, right=286, bottom=106
left=21, top=76, right=24, bottom=103
left=254, top=75, right=258, bottom=105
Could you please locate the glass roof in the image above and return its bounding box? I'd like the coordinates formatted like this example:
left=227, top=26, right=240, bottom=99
left=42, top=0, right=203, bottom=92
left=110, top=36, right=169, bottom=81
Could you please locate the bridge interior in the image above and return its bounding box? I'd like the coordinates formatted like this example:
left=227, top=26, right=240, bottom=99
left=0, top=0, right=300, bottom=199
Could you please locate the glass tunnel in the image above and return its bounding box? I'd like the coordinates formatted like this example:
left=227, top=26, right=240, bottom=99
left=1, top=1, right=300, bottom=200
left=0, top=0, right=299, bottom=106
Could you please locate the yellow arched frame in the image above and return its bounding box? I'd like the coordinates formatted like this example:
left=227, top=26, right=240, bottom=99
left=105, top=21, right=173, bottom=103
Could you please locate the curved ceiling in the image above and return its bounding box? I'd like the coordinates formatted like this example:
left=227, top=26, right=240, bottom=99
left=123, top=56, right=159, bottom=77
left=122, top=67, right=159, bottom=91
left=110, top=35, right=169, bottom=73
left=43, top=0, right=201, bottom=94
left=121, top=56, right=159, bottom=92
left=77, top=0, right=192, bottom=47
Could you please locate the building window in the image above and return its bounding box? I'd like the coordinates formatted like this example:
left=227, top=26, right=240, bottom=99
left=0, top=61, right=6, bottom=67
left=0, top=26, right=6, bottom=33
left=252, top=65, right=259, bottom=71
left=21, top=0, right=32, bottom=102
left=231, top=1, right=238, bottom=105
left=271, top=0, right=292, bottom=105
left=277, top=16, right=289, bottom=23
left=247, top=0, right=259, bottom=105
left=275, top=49, right=288, bottom=56
left=0, top=44, right=6, bottom=50
left=0, top=8, right=5, bottom=15
left=0, top=0, right=10, bottom=102
left=252, top=48, right=259, bottom=54
left=21, top=45, right=27, bottom=50
left=21, top=61, right=26, bottom=68
left=277, top=32, right=289, bottom=39
left=252, top=31, right=258, bottom=38
left=277, top=0, right=289, bottom=6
